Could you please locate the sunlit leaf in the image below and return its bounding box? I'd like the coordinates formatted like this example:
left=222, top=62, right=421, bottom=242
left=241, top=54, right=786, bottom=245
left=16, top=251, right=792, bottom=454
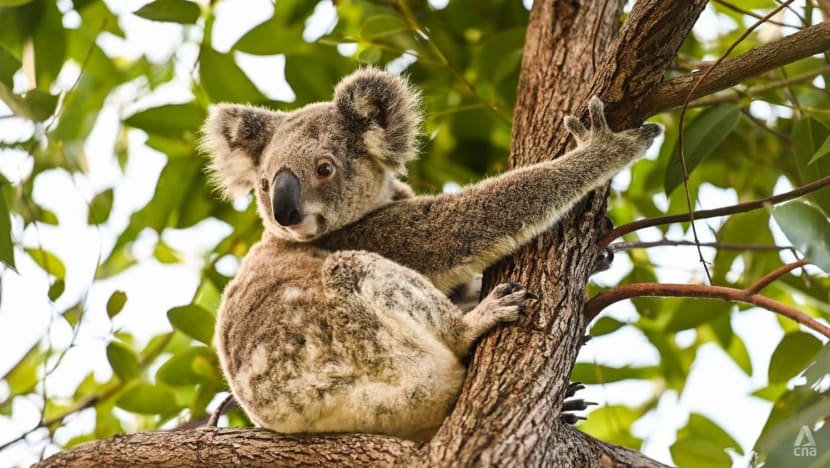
left=106, top=341, right=140, bottom=381
left=1, top=343, right=42, bottom=395
left=579, top=405, right=644, bottom=449
left=571, top=363, right=659, bottom=384
left=768, top=331, right=822, bottom=383
left=678, top=413, right=743, bottom=455
left=116, top=382, right=181, bottom=415
left=88, top=189, right=114, bottom=225
left=670, top=438, right=731, bottom=468
left=106, top=290, right=127, bottom=318
left=664, top=104, right=740, bottom=195
left=123, top=102, right=206, bottom=137
left=198, top=47, right=266, bottom=103
left=167, top=304, right=216, bottom=345
left=773, top=202, right=830, bottom=272
left=133, top=0, right=200, bottom=24
left=48, top=279, right=64, bottom=301
left=156, top=346, right=218, bottom=386
left=792, top=117, right=830, bottom=216
left=590, top=316, right=626, bottom=336
left=25, top=248, right=66, bottom=279
left=0, top=179, right=14, bottom=270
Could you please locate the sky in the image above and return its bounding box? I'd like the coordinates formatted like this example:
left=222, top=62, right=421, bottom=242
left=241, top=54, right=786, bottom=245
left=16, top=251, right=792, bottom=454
left=0, top=1, right=825, bottom=466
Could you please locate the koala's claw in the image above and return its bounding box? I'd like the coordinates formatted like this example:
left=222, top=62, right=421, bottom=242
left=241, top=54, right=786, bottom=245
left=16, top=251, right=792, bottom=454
left=561, top=381, right=596, bottom=425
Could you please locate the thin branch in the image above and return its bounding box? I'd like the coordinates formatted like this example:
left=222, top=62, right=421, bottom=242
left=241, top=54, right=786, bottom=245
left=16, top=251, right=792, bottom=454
left=687, top=64, right=830, bottom=108
left=712, top=0, right=799, bottom=28
left=675, top=0, right=796, bottom=284
left=585, top=281, right=830, bottom=338
left=746, top=258, right=809, bottom=294
left=611, top=239, right=793, bottom=252
left=646, top=21, right=830, bottom=114
left=600, top=173, right=830, bottom=246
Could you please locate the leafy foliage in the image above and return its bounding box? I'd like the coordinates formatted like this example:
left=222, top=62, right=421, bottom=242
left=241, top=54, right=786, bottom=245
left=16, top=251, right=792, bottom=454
left=0, top=1, right=828, bottom=466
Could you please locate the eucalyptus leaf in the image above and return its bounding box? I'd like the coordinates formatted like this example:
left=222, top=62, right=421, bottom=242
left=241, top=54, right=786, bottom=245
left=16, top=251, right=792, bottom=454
left=773, top=202, right=830, bottom=272
left=133, top=0, right=200, bottom=24
left=664, top=104, right=740, bottom=195
left=167, top=305, right=216, bottom=345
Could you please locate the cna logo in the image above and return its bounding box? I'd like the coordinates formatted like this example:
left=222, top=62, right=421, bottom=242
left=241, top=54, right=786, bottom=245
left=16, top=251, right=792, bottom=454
left=793, top=425, right=817, bottom=457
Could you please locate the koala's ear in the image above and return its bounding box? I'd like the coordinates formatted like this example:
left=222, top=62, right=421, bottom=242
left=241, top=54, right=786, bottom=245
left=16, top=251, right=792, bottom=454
left=334, top=68, right=422, bottom=174
left=200, top=104, right=281, bottom=199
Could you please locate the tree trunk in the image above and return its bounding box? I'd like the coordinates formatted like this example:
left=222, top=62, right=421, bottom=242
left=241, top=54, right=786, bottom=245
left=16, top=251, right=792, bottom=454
left=39, top=1, right=710, bottom=466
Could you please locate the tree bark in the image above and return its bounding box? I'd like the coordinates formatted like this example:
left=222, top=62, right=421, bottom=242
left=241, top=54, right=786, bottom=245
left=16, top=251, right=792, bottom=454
left=38, top=1, right=729, bottom=466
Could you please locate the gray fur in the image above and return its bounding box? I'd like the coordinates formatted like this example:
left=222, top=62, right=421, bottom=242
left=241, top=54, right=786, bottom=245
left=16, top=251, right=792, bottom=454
left=201, top=68, right=661, bottom=441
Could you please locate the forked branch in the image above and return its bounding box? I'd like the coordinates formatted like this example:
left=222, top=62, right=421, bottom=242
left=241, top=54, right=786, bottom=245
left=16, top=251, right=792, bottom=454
left=600, top=174, right=830, bottom=246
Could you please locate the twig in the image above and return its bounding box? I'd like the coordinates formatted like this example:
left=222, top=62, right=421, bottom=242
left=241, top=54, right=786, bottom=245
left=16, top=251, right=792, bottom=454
left=712, top=0, right=798, bottom=28
left=647, top=21, right=830, bottom=113
left=746, top=258, right=809, bottom=294
left=675, top=0, right=796, bottom=284
left=600, top=173, right=830, bottom=246
left=610, top=239, right=793, bottom=252
left=584, top=280, right=830, bottom=338
left=687, top=64, right=830, bottom=108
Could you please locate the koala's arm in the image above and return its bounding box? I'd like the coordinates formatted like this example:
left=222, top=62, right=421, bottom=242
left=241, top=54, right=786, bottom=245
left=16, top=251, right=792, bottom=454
left=317, top=98, right=661, bottom=292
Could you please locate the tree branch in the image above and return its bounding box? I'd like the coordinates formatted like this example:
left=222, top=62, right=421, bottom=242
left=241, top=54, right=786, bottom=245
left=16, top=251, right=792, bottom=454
left=36, top=429, right=415, bottom=467
left=611, top=239, right=794, bottom=252
left=584, top=277, right=830, bottom=338
left=746, top=258, right=809, bottom=295
left=601, top=174, right=830, bottom=246
left=645, top=21, right=830, bottom=114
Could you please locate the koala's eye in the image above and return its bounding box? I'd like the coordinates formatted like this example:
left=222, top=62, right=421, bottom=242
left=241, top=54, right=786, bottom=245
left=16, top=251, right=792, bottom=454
left=316, top=161, right=335, bottom=179
left=260, top=177, right=269, bottom=192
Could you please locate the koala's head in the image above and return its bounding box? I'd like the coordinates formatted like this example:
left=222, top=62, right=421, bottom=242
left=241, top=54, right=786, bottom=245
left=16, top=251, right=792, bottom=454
left=201, top=69, right=421, bottom=242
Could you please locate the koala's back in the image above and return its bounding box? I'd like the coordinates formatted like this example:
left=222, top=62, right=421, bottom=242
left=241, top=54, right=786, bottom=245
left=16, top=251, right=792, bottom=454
left=215, top=235, right=465, bottom=440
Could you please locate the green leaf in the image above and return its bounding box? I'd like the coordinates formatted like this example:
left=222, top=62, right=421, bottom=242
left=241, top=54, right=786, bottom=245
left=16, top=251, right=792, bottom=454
left=678, top=413, right=743, bottom=455
left=0, top=45, right=21, bottom=88
left=33, top=0, right=65, bottom=89
left=808, top=135, right=830, bottom=165
left=664, top=300, right=730, bottom=332
left=571, top=363, right=659, bottom=384
left=1, top=343, right=42, bottom=395
left=670, top=438, right=732, bottom=468
left=198, top=47, right=266, bottom=103
left=726, top=334, right=752, bottom=376
left=360, top=15, right=409, bottom=41
left=0, top=180, right=14, bottom=270
left=590, top=316, right=626, bottom=336
left=579, top=405, right=644, bottom=449
left=156, top=346, right=218, bottom=386
left=664, top=104, right=741, bottom=195
left=133, top=0, right=200, bottom=24
left=0, top=0, right=35, bottom=6
left=25, top=248, right=65, bottom=279
left=106, top=290, right=127, bottom=318
left=773, top=202, right=830, bottom=272
left=234, top=16, right=304, bottom=55
left=768, top=331, right=822, bottom=383
left=47, top=279, right=64, bottom=301
left=123, top=102, right=206, bottom=138
left=116, top=382, right=181, bottom=415
left=792, top=117, right=830, bottom=216
left=167, top=305, right=216, bottom=345
left=88, top=189, right=114, bottom=225
left=106, top=341, right=140, bottom=381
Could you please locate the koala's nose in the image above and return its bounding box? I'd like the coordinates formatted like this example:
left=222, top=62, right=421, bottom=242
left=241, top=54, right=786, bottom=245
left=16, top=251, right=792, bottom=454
left=272, top=170, right=304, bottom=226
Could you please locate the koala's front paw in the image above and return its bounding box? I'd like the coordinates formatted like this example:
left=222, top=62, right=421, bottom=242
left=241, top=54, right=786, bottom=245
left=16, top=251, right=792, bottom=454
left=475, top=282, right=537, bottom=324
left=563, top=96, right=663, bottom=161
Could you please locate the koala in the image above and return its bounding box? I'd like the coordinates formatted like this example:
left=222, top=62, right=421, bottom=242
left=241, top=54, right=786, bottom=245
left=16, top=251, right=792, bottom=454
left=201, top=68, right=661, bottom=441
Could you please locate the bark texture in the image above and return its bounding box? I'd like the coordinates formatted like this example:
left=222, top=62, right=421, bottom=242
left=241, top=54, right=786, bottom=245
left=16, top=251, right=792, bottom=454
left=39, top=1, right=726, bottom=466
